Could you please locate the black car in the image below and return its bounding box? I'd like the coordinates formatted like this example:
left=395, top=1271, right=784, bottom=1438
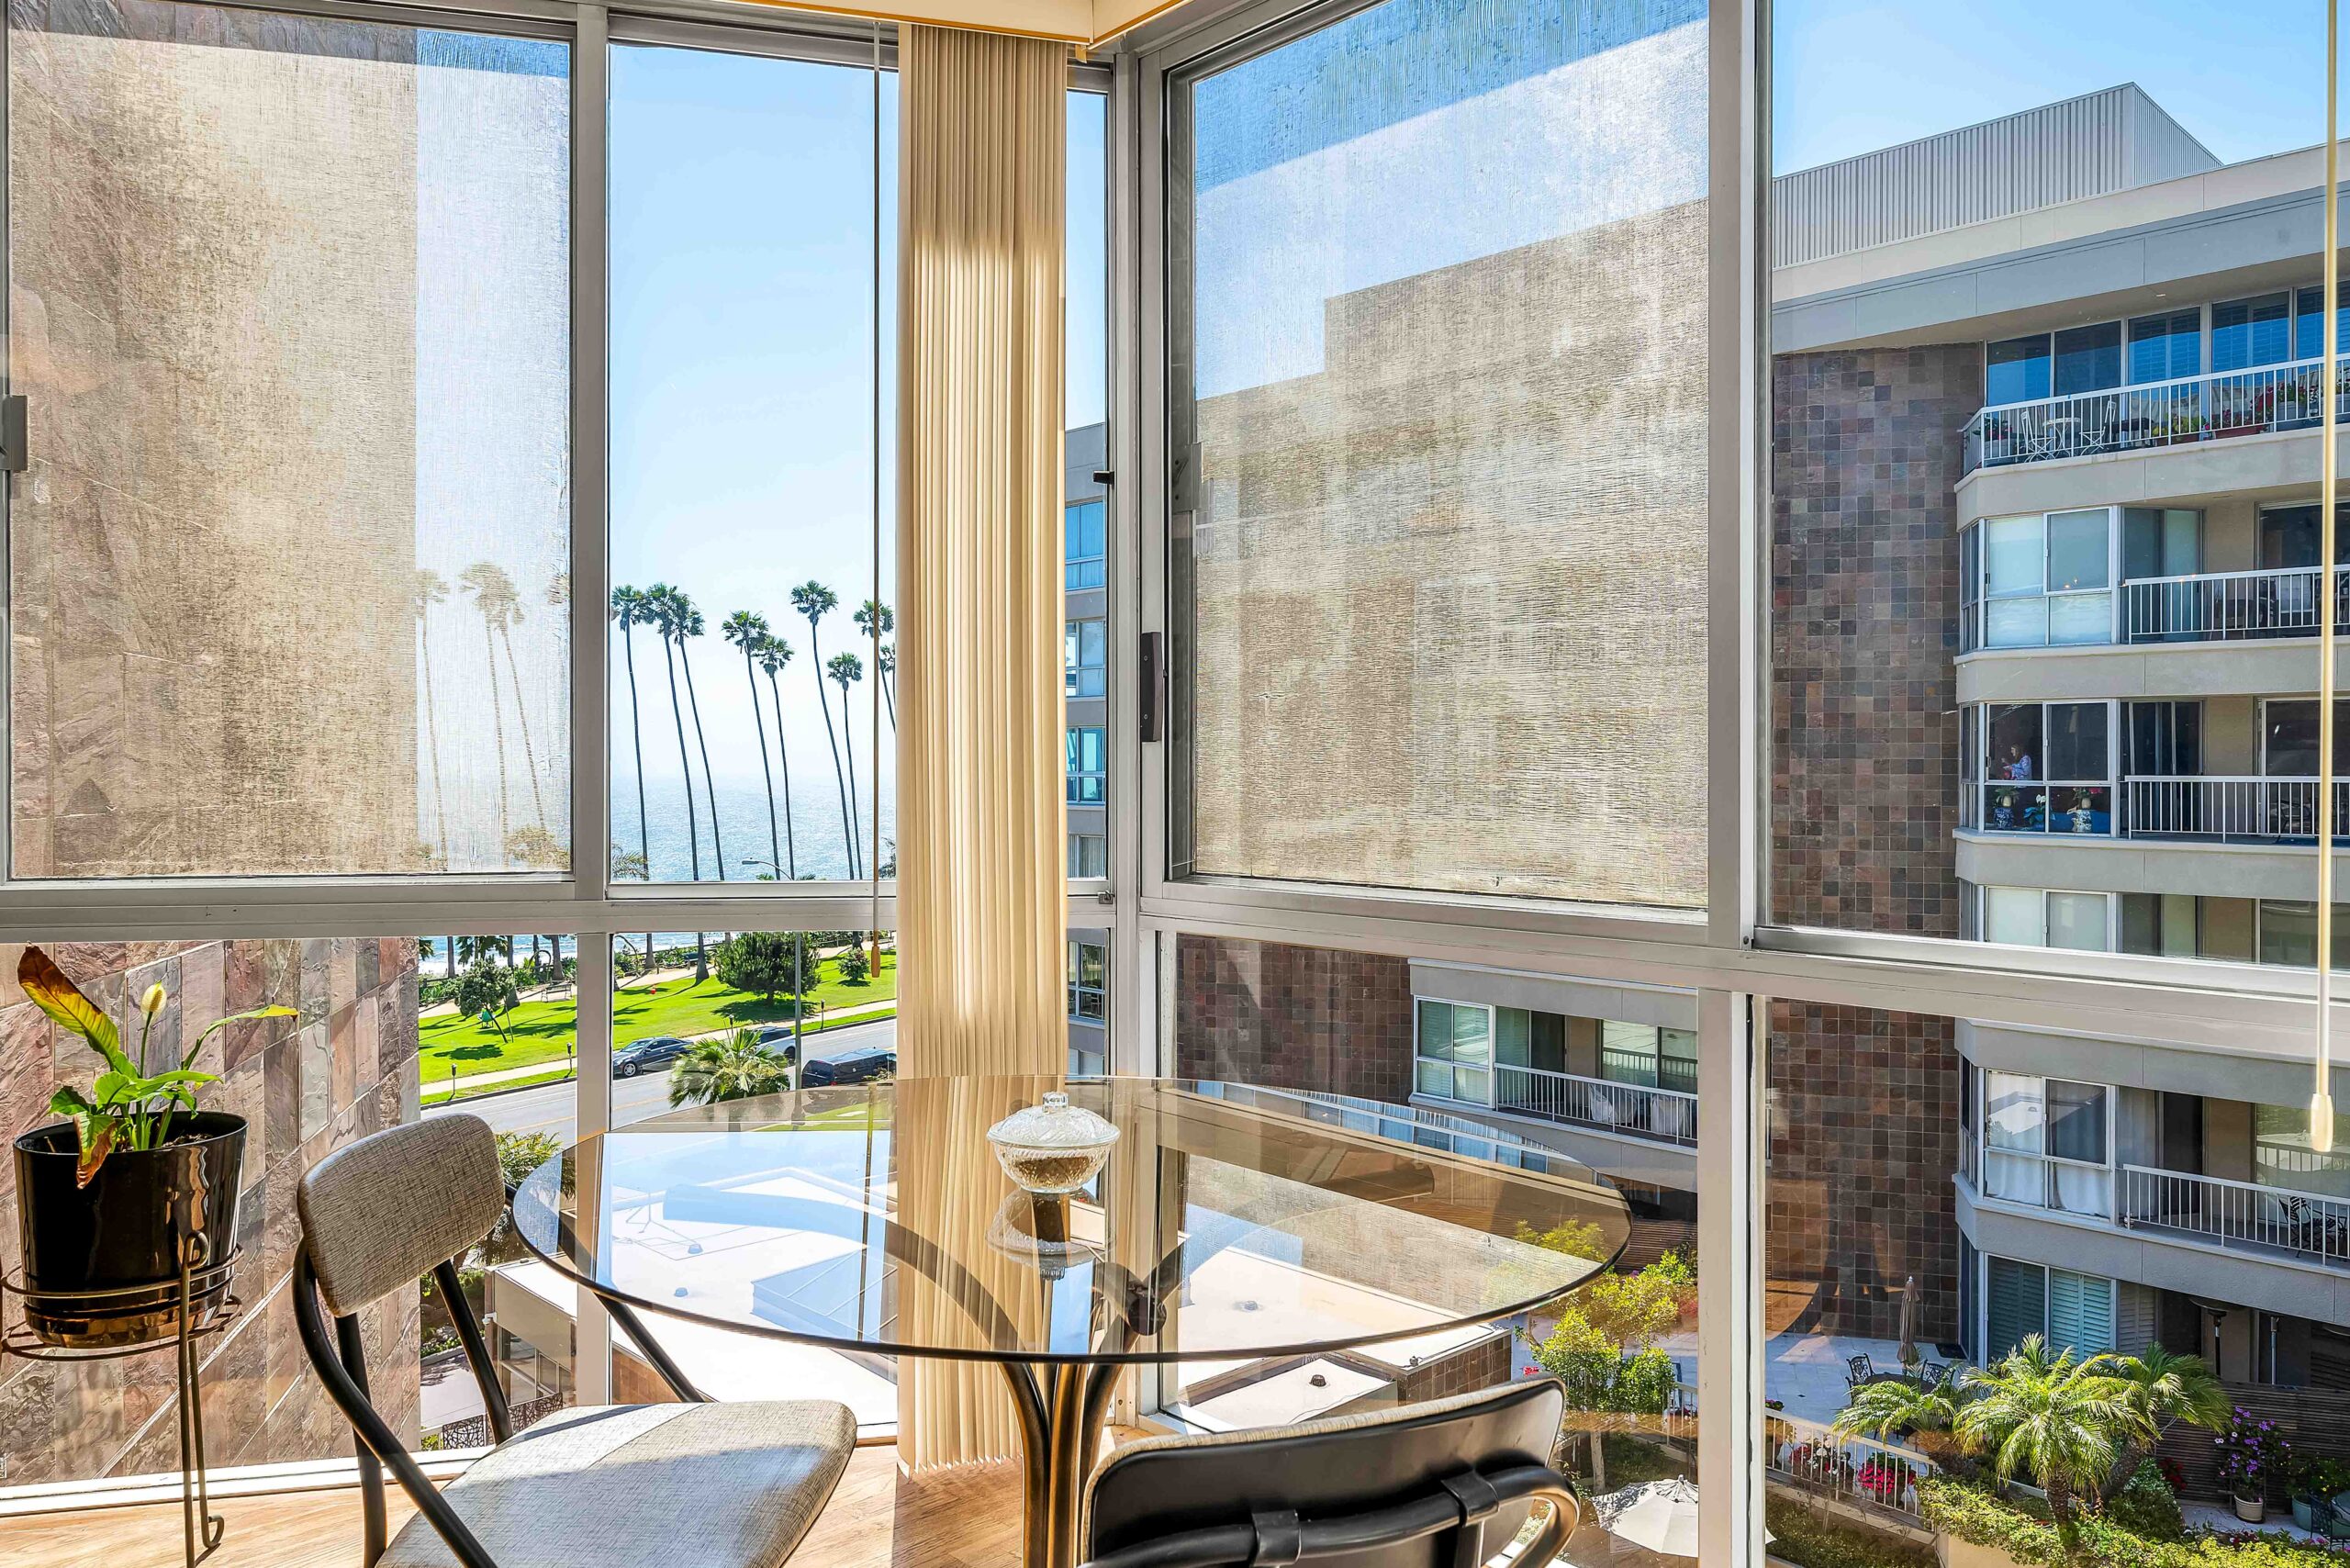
left=752, top=1025, right=803, bottom=1064
left=799, top=1047, right=895, bottom=1086
left=612, top=1036, right=690, bottom=1078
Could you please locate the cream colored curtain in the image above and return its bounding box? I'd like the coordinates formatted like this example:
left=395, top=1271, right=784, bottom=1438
left=893, top=20, right=1069, bottom=1472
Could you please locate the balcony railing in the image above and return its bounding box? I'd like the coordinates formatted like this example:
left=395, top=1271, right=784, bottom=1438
left=1679, top=1382, right=1939, bottom=1524
left=2118, top=1164, right=2350, bottom=1268
left=1964, top=358, right=2350, bottom=473
left=1490, top=1062, right=1698, bottom=1147
left=2121, top=776, right=2350, bottom=842
left=2123, top=566, right=2350, bottom=644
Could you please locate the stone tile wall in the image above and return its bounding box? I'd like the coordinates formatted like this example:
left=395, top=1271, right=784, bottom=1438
left=1172, top=935, right=1415, bottom=1103
left=0, top=938, right=421, bottom=1484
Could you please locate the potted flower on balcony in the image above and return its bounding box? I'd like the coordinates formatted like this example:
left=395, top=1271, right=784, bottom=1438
left=9, top=946, right=293, bottom=1347
left=2214, top=1406, right=2287, bottom=1523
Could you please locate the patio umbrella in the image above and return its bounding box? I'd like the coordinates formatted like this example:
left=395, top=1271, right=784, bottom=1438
left=1897, top=1274, right=1920, bottom=1369
left=1593, top=1478, right=1774, bottom=1559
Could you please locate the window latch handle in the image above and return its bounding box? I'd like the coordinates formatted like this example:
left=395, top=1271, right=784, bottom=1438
left=0, top=396, right=26, bottom=474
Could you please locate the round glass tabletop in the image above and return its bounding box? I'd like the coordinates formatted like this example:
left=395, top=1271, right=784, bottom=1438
left=511, top=1075, right=1629, bottom=1366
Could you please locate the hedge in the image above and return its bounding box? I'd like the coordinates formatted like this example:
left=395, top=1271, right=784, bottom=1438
left=1764, top=1495, right=1934, bottom=1568
left=1919, top=1477, right=2350, bottom=1568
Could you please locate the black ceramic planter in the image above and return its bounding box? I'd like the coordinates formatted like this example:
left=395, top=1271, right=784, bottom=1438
left=12, top=1111, right=245, bottom=1348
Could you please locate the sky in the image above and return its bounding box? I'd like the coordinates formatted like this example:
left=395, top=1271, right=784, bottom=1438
left=1774, top=0, right=2334, bottom=174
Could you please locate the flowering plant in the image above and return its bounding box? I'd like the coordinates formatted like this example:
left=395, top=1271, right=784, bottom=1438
left=2214, top=1406, right=2288, bottom=1500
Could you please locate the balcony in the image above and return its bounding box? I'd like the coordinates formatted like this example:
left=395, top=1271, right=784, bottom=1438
left=2119, top=776, right=2350, bottom=843
left=2123, top=566, right=2350, bottom=644
left=2119, top=1164, right=2350, bottom=1269
left=1963, top=358, right=2350, bottom=475
left=1490, top=1062, right=1698, bottom=1147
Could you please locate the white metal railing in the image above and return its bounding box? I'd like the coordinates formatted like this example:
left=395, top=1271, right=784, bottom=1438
left=2122, top=776, right=2350, bottom=841
left=1677, top=1383, right=1939, bottom=1522
left=2123, top=566, right=2350, bottom=644
left=1195, top=1082, right=1584, bottom=1175
left=1964, top=357, right=2350, bottom=472
left=1491, top=1063, right=1698, bottom=1147
left=2117, top=1165, right=2350, bottom=1267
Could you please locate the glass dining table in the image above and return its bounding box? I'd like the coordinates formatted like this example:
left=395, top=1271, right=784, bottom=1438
left=510, top=1075, right=1629, bottom=1568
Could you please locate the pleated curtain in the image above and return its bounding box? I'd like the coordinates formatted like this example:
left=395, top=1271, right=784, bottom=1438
left=892, top=20, right=1069, bottom=1472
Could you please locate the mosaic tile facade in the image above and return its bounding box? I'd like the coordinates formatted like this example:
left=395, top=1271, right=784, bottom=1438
left=0, top=939, right=422, bottom=1483
left=1172, top=935, right=1416, bottom=1103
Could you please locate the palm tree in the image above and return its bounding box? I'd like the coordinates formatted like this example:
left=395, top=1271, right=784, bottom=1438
left=455, top=935, right=516, bottom=967
left=791, top=580, right=857, bottom=879
left=875, top=643, right=897, bottom=731
left=668, top=593, right=726, bottom=885
left=723, top=610, right=786, bottom=902
left=1834, top=1369, right=1971, bottom=1470
left=754, top=633, right=800, bottom=882
left=1954, top=1338, right=2151, bottom=1540
left=457, top=564, right=516, bottom=855
left=413, top=570, right=452, bottom=868
left=2107, top=1343, right=2230, bottom=1489
left=610, top=586, right=657, bottom=888
left=855, top=600, right=895, bottom=734
left=461, top=562, right=549, bottom=843
left=645, top=585, right=709, bottom=980
left=667, top=1028, right=796, bottom=1108
left=827, top=651, right=866, bottom=877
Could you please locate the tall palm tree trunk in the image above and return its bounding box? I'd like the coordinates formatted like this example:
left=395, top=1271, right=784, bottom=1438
left=498, top=626, right=550, bottom=834
left=659, top=636, right=709, bottom=980
left=621, top=625, right=655, bottom=977
left=807, top=623, right=857, bottom=878
left=836, top=683, right=862, bottom=879
left=419, top=624, right=450, bottom=868
left=679, top=648, right=726, bottom=881
left=744, top=648, right=784, bottom=879
left=765, top=671, right=808, bottom=1050
left=481, top=617, right=512, bottom=858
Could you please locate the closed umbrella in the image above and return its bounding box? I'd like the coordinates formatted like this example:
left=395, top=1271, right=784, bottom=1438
left=1594, top=1478, right=1774, bottom=1559
left=1897, top=1273, right=1920, bottom=1369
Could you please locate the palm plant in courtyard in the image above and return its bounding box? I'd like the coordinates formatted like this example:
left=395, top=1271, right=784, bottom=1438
left=2107, top=1344, right=2229, bottom=1487
left=668, top=1028, right=796, bottom=1108
left=792, top=579, right=856, bottom=878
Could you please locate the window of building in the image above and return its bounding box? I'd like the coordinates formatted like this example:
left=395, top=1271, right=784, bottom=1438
left=2051, top=321, right=2121, bottom=396
left=2212, top=292, right=2294, bottom=371
left=1414, top=998, right=1493, bottom=1104
left=1065, top=617, right=1106, bottom=698
left=2295, top=286, right=2350, bottom=364
left=1598, top=1020, right=1698, bottom=1095
left=1984, top=1257, right=2114, bottom=1361
left=1066, top=725, right=1105, bottom=804
left=1981, top=887, right=2111, bottom=951
left=1974, top=701, right=2112, bottom=834
left=1980, top=1070, right=2110, bottom=1217
left=1068, top=833, right=1107, bottom=878
left=2255, top=900, right=2350, bottom=969
left=1066, top=939, right=1106, bottom=1022
left=1066, top=498, right=1107, bottom=590
left=1975, top=510, right=2112, bottom=647
left=1986, top=334, right=2052, bottom=405
left=2128, top=308, right=2200, bottom=383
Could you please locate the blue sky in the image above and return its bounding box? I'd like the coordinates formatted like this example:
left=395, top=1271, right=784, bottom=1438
left=1774, top=0, right=2333, bottom=174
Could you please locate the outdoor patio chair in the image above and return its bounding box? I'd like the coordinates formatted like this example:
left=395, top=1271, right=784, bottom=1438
left=1917, top=1360, right=1948, bottom=1388
left=1080, top=1381, right=1577, bottom=1568
left=1845, top=1353, right=1874, bottom=1387
left=294, top=1114, right=858, bottom=1568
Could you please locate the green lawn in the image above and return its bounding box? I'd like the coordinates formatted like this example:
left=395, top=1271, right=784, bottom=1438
left=419, top=952, right=897, bottom=1081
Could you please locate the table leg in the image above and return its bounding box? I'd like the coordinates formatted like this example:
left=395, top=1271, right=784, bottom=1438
left=998, top=1361, right=1122, bottom=1568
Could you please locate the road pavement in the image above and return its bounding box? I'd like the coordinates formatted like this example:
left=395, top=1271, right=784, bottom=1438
left=433, top=1016, right=897, bottom=1138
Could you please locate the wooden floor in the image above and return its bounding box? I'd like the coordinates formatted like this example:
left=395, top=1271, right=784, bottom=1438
left=0, top=1447, right=1030, bottom=1568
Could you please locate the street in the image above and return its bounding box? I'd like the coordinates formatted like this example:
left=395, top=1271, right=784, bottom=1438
left=430, top=1016, right=897, bottom=1138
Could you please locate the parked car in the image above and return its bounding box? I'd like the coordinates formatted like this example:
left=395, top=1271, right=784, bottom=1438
left=752, top=1025, right=803, bottom=1064
left=612, top=1036, right=690, bottom=1078
left=800, top=1047, right=895, bottom=1086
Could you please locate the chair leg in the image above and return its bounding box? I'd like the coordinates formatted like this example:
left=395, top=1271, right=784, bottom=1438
left=335, top=1313, right=388, bottom=1568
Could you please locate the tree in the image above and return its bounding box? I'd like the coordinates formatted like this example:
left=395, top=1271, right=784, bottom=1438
left=460, top=562, right=549, bottom=850
left=836, top=943, right=871, bottom=983
left=453, top=957, right=521, bottom=1047
left=455, top=935, right=514, bottom=967
left=666, top=591, right=726, bottom=886
left=645, top=584, right=710, bottom=980
left=876, top=643, right=897, bottom=731
left=414, top=569, right=452, bottom=868
left=1528, top=1257, right=1690, bottom=1492
left=827, top=649, right=865, bottom=879
left=792, top=580, right=857, bottom=879
left=715, top=932, right=816, bottom=1003
left=496, top=1130, right=561, bottom=1190
left=854, top=599, right=894, bottom=732
left=2107, top=1343, right=2230, bottom=1492
left=610, top=586, right=657, bottom=888
left=753, top=633, right=809, bottom=1048
left=457, top=563, right=516, bottom=853
left=668, top=1029, right=795, bottom=1108
left=724, top=611, right=788, bottom=899
left=1953, top=1338, right=2150, bottom=1541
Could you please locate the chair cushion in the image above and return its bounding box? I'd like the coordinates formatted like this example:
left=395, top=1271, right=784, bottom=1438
left=384, top=1401, right=856, bottom=1568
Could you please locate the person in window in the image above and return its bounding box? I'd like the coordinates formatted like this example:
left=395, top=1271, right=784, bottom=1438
left=2003, top=745, right=2034, bottom=780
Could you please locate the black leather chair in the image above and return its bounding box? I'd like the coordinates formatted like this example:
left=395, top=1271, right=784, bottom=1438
left=1080, top=1380, right=1576, bottom=1568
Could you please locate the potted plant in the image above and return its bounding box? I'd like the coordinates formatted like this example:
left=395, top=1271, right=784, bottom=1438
left=2214, top=1406, right=2287, bottom=1523
left=2291, top=1455, right=2350, bottom=1532
left=10, top=946, right=292, bottom=1347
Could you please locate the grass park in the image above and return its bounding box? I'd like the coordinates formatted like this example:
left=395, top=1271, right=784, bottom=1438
left=419, top=948, right=898, bottom=1092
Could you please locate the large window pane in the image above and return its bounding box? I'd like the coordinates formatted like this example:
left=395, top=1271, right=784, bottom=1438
left=608, top=44, right=887, bottom=885
left=8, top=2, right=571, bottom=876
left=1169, top=0, right=1708, bottom=907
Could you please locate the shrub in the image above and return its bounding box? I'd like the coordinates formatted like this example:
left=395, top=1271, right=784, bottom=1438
left=2105, top=1459, right=2186, bottom=1543
left=1920, top=1475, right=2350, bottom=1568
left=836, top=944, right=872, bottom=983
left=1765, top=1495, right=1933, bottom=1568
left=2216, top=1407, right=2290, bottom=1502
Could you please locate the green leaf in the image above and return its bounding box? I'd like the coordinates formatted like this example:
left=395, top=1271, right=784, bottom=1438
left=91, top=1070, right=136, bottom=1107
left=47, top=1084, right=93, bottom=1116
left=183, top=1003, right=297, bottom=1070
left=19, top=946, right=133, bottom=1077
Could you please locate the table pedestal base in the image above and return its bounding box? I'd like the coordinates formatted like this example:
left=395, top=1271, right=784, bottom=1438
left=999, top=1360, right=1123, bottom=1568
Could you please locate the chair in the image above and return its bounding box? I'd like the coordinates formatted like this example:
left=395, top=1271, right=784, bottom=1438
left=294, top=1114, right=857, bottom=1568
left=1917, top=1360, right=1948, bottom=1389
left=1081, top=1381, right=1577, bottom=1568
left=1845, top=1354, right=1874, bottom=1387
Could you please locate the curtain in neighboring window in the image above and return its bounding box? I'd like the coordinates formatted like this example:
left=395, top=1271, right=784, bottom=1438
left=1986, top=1257, right=2046, bottom=1361
left=891, top=19, right=1069, bottom=1473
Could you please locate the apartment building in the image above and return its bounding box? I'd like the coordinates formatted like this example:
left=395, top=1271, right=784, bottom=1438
left=1067, top=422, right=1110, bottom=1073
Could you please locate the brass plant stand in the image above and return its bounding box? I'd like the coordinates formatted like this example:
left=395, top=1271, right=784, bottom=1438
left=1, top=1237, right=242, bottom=1568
